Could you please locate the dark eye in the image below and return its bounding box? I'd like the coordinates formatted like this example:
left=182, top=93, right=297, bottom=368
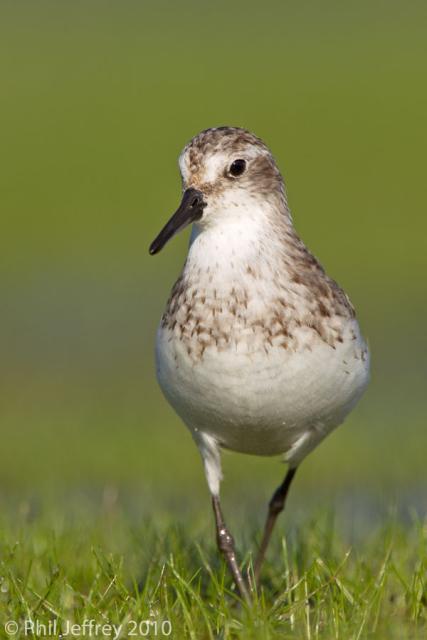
left=229, top=159, right=246, bottom=177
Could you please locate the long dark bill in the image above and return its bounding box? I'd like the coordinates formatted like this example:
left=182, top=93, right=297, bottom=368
left=149, top=188, right=206, bottom=255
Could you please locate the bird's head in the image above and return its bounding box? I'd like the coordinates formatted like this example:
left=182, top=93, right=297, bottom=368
left=149, top=127, right=288, bottom=255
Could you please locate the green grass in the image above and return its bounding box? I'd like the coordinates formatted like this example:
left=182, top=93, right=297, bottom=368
left=1, top=502, right=426, bottom=639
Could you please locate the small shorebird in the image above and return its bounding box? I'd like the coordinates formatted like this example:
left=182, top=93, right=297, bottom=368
left=149, top=127, right=370, bottom=601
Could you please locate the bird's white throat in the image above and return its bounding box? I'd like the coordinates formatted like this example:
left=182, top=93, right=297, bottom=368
left=187, top=199, right=289, bottom=284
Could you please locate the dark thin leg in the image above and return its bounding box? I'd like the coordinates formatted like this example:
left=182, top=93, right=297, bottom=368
left=211, top=495, right=251, bottom=603
left=254, top=467, right=297, bottom=586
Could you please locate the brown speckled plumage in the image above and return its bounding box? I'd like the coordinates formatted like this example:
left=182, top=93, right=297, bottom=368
left=162, top=127, right=356, bottom=362
left=161, top=241, right=356, bottom=362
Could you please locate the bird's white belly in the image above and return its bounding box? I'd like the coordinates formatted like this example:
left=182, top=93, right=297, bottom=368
left=156, top=322, right=369, bottom=463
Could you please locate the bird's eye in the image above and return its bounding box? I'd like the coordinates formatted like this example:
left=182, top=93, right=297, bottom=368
left=229, top=159, right=246, bottom=177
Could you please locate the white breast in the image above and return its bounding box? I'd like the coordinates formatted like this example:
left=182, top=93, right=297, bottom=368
left=156, top=316, right=369, bottom=464
left=155, top=212, right=369, bottom=465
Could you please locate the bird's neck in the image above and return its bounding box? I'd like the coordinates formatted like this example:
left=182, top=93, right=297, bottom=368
left=184, top=210, right=294, bottom=291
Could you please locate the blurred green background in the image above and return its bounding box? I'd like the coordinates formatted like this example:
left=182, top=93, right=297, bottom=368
left=1, top=1, right=426, bottom=516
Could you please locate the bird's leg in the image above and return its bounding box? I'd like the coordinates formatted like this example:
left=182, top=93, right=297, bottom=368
left=211, top=495, right=251, bottom=603
left=254, top=466, right=297, bottom=586
left=194, top=431, right=250, bottom=602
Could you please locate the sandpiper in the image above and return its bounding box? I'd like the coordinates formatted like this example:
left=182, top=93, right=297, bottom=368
left=149, top=127, right=370, bottom=601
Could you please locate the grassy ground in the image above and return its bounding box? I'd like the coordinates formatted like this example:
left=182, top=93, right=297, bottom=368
left=1, top=497, right=426, bottom=640
left=1, top=382, right=426, bottom=640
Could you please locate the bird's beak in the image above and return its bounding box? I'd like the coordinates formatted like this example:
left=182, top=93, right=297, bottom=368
left=149, top=188, right=206, bottom=255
